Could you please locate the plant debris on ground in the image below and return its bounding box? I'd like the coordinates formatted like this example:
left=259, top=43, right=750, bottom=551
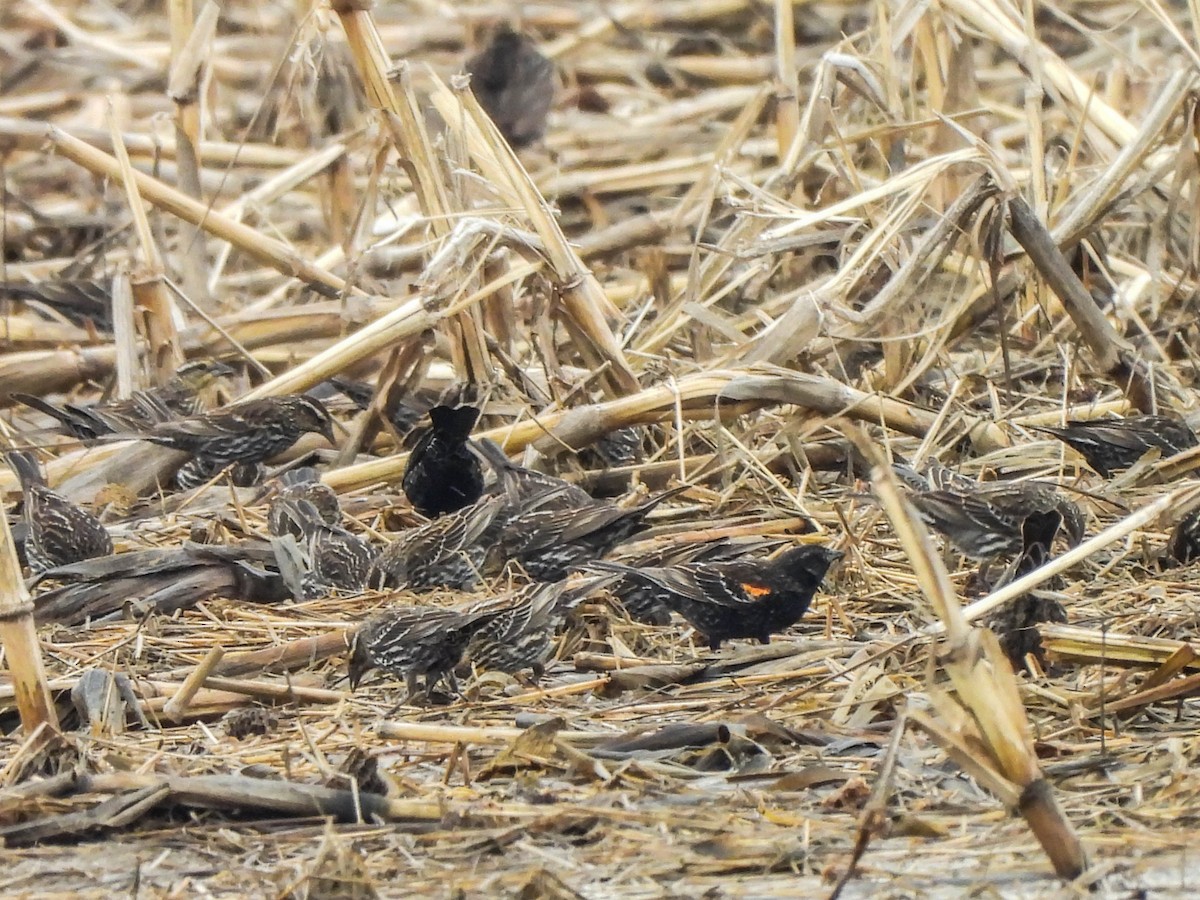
left=3, top=0, right=1200, bottom=896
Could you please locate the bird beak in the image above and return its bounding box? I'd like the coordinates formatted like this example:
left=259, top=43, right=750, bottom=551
left=321, top=421, right=337, bottom=447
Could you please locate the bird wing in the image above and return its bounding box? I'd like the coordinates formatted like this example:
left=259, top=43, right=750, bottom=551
left=149, top=406, right=252, bottom=439
left=910, top=490, right=1020, bottom=556
left=631, top=563, right=761, bottom=609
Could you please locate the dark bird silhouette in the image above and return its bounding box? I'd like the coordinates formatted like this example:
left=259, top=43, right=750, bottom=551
left=466, top=26, right=555, bottom=149
left=133, top=394, right=336, bottom=467
left=402, top=405, right=484, bottom=518
left=5, top=450, right=113, bottom=575
left=591, top=545, right=842, bottom=650
left=1032, top=415, right=1198, bottom=477
left=11, top=359, right=234, bottom=440
left=1167, top=507, right=1200, bottom=565
left=495, top=484, right=690, bottom=582
left=608, top=538, right=789, bottom=625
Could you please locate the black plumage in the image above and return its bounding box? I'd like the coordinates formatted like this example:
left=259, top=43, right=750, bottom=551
left=1167, top=507, right=1200, bottom=565
left=402, top=405, right=484, bottom=518
left=592, top=545, right=841, bottom=650
left=466, top=26, right=555, bottom=149
left=1033, top=415, right=1198, bottom=477
left=609, top=539, right=787, bottom=625
left=135, top=394, right=336, bottom=466
left=6, top=450, right=113, bottom=575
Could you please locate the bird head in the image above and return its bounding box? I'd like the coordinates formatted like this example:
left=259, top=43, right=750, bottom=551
left=176, top=359, right=236, bottom=389
left=772, top=544, right=843, bottom=586
left=293, top=396, right=338, bottom=446
left=1057, top=500, right=1086, bottom=548
left=346, top=628, right=373, bottom=691
left=427, top=404, right=481, bottom=442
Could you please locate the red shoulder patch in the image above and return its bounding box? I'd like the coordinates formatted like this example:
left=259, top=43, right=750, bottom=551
left=739, top=581, right=773, bottom=599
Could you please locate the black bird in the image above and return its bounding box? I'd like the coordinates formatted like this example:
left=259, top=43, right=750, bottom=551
left=281, top=498, right=377, bottom=596
left=5, top=450, right=113, bottom=575
left=367, top=494, right=504, bottom=592
left=133, top=394, right=336, bottom=467
left=608, top=538, right=788, bottom=625
left=495, top=484, right=690, bottom=582
left=591, top=545, right=842, bottom=650
left=466, top=26, right=555, bottom=149
left=1032, top=415, right=1198, bottom=477
left=402, top=405, right=484, bottom=518
left=348, top=599, right=513, bottom=700
left=266, top=467, right=341, bottom=538
left=12, top=359, right=234, bottom=440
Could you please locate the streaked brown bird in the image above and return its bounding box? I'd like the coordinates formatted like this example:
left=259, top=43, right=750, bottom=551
left=591, top=545, right=842, bottom=650
left=495, top=484, right=689, bottom=582
left=896, top=463, right=1084, bottom=560
left=266, top=467, right=341, bottom=538
left=5, top=450, right=113, bottom=575
left=466, top=25, right=555, bottom=149
left=281, top=498, right=377, bottom=596
left=582, top=426, right=646, bottom=469
left=328, top=376, right=439, bottom=443
left=11, top=359, right=233, bottom=440
left=473, top=437, right=592, bottom=512
left=133, top=394, right=336, bottom=467
left=465, top=578, right=610, bottom=679
left=367, top=494, right=504, bottom=592
left=348, top=599, right=513, bottom=700
left=174, top=458, right=266, bottom=490
left=402, top=405, right=484, bottom=518
left=1032, top=415, right=1198, bottom=477
left=987, top=544, right=1068, bottom=672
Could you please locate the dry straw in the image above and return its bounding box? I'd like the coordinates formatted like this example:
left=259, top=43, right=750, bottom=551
left=4, top=0, right=1200, bottom=893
